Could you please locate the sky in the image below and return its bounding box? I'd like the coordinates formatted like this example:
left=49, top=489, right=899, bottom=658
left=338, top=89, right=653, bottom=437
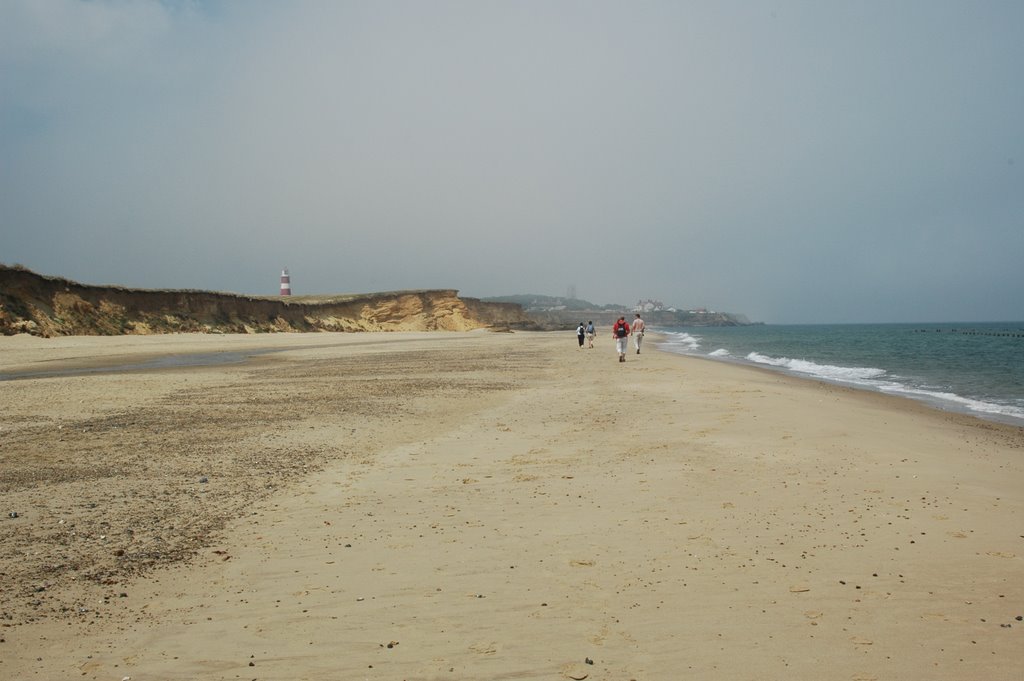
left=1, top=1, right=1022, bottom=324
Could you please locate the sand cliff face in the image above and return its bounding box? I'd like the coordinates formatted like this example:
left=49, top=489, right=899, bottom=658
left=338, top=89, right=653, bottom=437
left=0, top=265, right=537, bottom=336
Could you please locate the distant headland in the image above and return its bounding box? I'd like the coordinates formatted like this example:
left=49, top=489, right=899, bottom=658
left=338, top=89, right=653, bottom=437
left=482, top=294, right=756, bottom=328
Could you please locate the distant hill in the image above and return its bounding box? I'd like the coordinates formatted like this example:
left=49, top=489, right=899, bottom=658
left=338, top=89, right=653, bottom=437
left=481, top=294, right=623, bottom=312
left=482, top=294, right=754, bottom=329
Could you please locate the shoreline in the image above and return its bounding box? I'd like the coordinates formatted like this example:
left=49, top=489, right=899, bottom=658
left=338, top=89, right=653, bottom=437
left=671, top=347, right=1024, bottom=431
left=4, top=329, right=1023, bottom=433
left=653, top=328, right=1024, bottom=429
left=6, top=329, right=1024, bottom=432
left=2, top=331, right=1022, bottom=679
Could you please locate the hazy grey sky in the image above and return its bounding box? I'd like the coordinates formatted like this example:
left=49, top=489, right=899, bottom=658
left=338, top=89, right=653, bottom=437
left=2, top=1, right=1022, bottom=323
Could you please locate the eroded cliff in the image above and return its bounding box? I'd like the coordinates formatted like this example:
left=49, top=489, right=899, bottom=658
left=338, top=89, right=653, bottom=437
left=0, top=265, right=538, bottom=336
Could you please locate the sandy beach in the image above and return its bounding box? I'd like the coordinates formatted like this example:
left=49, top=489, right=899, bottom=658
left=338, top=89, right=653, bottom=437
left=1, top=330, right=1022, bottom=680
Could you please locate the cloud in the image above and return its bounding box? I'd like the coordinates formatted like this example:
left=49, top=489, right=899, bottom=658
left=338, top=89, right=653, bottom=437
left=2, top=1, right=1022, bottom=322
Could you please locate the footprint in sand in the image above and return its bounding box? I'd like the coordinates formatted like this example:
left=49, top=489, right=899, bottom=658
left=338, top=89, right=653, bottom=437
left=560, top=662, right=590, bottom=680
left=469, top=641, right=498, bottom=655
left=588, top=623, right=610, bottom=645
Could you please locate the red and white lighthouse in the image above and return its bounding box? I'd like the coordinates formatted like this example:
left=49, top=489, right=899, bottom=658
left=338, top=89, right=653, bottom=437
left=279, top=268, right=291, bottom=296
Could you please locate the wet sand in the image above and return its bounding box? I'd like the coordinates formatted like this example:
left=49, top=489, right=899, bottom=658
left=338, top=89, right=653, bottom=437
left=1, top=331, right=1022, bottom=680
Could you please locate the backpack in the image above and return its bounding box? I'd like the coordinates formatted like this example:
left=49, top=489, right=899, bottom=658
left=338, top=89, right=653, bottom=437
left=615, top=322, right=627, bottom=338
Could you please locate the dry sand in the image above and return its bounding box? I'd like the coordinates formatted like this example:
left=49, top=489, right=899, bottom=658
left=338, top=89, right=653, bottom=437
left=1, top=330, right=1022, bottom=680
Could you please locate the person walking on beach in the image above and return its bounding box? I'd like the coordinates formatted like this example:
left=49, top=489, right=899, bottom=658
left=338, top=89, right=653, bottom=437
left=612, top=316, right=631, bottom=362
left=585, top=321, right=596, bottom=348
left=576, top=322, right=586, bottom=349
left=632, top=313, right=646, bottom=354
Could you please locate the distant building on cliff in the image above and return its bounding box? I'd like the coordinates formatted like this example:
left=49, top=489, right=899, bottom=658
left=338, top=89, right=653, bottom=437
left=280, top=268, right=291, bottom=296
left=635, top=298, right=666, bottom=312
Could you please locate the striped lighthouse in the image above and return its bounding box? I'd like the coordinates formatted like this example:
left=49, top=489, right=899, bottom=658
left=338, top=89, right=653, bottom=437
left=279, top=268, right=291, bottom=296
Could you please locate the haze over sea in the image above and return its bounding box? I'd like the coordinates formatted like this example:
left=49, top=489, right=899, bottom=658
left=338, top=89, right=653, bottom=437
left=657, top=322, right=1024, bottom=427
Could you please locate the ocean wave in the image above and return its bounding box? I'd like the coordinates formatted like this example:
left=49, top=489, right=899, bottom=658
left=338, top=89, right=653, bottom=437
left=744, top=352, right=888, bottom=382
left=742, top=352, right=1024, bottom=423
left=655, top=325, right=1024, bottom=426
left=661, top=331, right=701, bottom=352
left=876, top=384, right=1024, bottom=422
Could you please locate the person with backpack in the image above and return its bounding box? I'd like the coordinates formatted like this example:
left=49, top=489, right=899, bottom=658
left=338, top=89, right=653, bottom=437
left=612, top=316, right=631, bottom=362
left=585, top=321, right=596, bottom=348
left=576, top=322, right=586, bottom=349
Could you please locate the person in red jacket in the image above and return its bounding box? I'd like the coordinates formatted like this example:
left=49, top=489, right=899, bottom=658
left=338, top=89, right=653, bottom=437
left=612, top=316, right=631, bottom=362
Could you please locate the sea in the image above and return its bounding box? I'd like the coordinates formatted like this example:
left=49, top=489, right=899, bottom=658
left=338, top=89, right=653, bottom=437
left=656, top=322, right=1024, bottom=427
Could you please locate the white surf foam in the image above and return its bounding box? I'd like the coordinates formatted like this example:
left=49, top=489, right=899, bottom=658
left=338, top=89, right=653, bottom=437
left=742, top=352, right=1024, bottom=424
left=745, top=352, right=887, bottom=383
left=877, top=384, right=1024, bottom=423
left=660, top=331, right=701, bottom=353
left=656, top=333, right=1024, bottom=425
